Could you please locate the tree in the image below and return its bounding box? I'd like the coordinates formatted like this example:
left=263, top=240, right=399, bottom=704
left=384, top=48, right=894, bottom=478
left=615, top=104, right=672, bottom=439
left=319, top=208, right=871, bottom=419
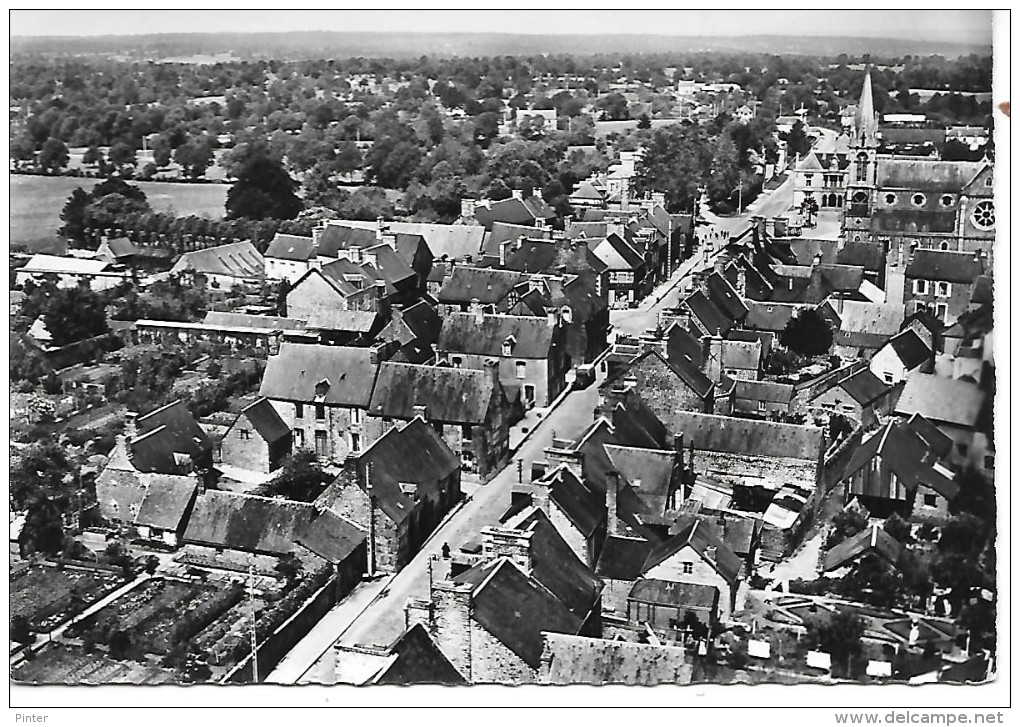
left=706, top=133, right=742, bottom=210
left=275, top=553, right=304, bottom=588
left=633, top=124, right=710, bottom=213
left=152, top=136, right=172, bottom=168
left=226, top=155, right=302, bottom=221
left=785, top=120, right=812, bottom=158
left=41, top=282, right=110, bottom=347
left=82, top=145, right=103, bottom=166
left=883, top=513, right=913, bottom=544
left=804, top=610, right=864, bottom=678
left=174, top=137, right=214, bottom=179
left=637, top=113, right=652, bottom=130
left=333, top=141, right=363, bottom=178
left=937, top=513, right=986, bottom=557
left=596, top=92, right=629, bottom=121
left=58, top=187, right=92, bottom=245
left=10, top=133, right=36, bottom=168
left=267, top=450, right=330, bottom=502
left=825, top=506, right=869, bottom=548
left=144, top=555, right=160, bottom=575
left=10, top=616, right=34, bottom=645
left=108, top=142, right=137, bottom=169
left=334, top=187, right=395, bottom=221
left=38, top=137, right=69, bottom=173
left=780, top=309, right=833, bottom=356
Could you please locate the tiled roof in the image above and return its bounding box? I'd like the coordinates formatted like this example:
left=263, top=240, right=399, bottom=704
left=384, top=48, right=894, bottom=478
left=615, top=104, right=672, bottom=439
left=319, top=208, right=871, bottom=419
left=472, top=196, right=555, bottom=230
left=632, top=348, right=714, bottom=400
left=439, top=312, right=557, bottom=359
left=133, top=400, right=212, bottom=472
left=591, top=233, right=643, bottom=271
left=373, top=623, right=467, bottom=685
left=259, top=343, right=379, bottom=407
left=605, top=444, right=676, bottom=517
left=482, top=222, right=553, bottom=258
left=872, top=210, right=958, bottom=235
left=904, top=413, right=954, bottom=459
left=721, top=339, right=761, bottom=371
left=304, top=309, right=379, bottom=334
left=733, top=379, right=794, bottom=404
left=369, top=362, right=500, bottom=425
left=837, top=368, right=890, bottom=406
left=595, top=534, right=657, bottom=581
left=665, top=323, right=704, bottom=370
left=707, top=272, right=749, bottom=322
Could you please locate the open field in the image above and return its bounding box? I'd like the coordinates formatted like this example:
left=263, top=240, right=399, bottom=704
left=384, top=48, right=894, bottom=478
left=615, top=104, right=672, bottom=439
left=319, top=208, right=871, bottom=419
left=10, top=565, right=123, bottom=632
left=9, top=174, right=229, bottom=253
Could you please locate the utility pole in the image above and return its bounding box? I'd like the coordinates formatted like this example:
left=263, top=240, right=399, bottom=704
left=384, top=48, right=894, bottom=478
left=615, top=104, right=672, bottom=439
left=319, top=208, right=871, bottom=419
left=248, top=562, right=259, bottom=683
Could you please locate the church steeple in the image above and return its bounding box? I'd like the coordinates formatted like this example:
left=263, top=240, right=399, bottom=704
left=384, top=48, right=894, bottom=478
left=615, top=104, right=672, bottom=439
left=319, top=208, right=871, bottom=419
left=853, top=69, right=880, bottom=148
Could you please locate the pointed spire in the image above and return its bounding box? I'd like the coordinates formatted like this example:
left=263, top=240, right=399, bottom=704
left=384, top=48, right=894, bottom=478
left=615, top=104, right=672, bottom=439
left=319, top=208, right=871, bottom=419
left=855, top=69, right=879, bottom=148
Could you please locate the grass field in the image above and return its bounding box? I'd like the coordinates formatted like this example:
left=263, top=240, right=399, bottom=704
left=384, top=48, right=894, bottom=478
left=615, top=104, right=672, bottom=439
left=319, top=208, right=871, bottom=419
left=9, top=174, right=229, bottom=254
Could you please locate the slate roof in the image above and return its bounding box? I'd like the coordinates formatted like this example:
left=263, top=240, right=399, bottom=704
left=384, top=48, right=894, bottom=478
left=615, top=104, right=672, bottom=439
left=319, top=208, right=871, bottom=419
left=102, top=237, right=138, bottom=258
left=592, top=233, right=643, bottom=271
left=721, top=339, right=762, bottom=371
left=171, top=241, right=264, bottom=279
left=842, top=421, right=957, bottom=501
left=456, top=558, right=582, bottom=669
left=326, top=220, right=486, bottom=262
left=970, top=275, right=993, bottom=308
left=265, top=233, right=316, bottom=261
left=313, top=225, right=378, bottom=256
left=882, top=329, right=933, bottom=370
left=628, top=578, right=720, bottom=609
left=369, top=362, right=500, bottom=425
left=133, top=477, right=198, bottom=531
left=895, top=373, right=985, bottom=429
left=821, top=524, right=904, bottom=572
left=202, top=312, right=307, bottom=331
left=539, top=466, right=604, bottom=538
left=609, top=392, right=671, bottom=450
left=838, top=302, right=904, bottom=337
left=373, top=623, right=467, bottom=685
left=631, top=349, right=714, bottom=400
left=673, top=411, right=824, bottom=461
left=707, top=272, right=749, bottom=322
left=184, top=490, right=365, bottom=561
left=905, top=249, right=985, bottom=284
left=541, top=632, right=692, bottom=686
left=472, top=196, right=555, bottom=230
left=565, top=221, right=613, bottom=240
left=483, top=222, right=553, bottom=259
left=259, top=343, right=379, bottom=407
left=733, top=379, right=795, bottom=404
left=837, top=241, right=885, bottom=272
left=439, top=312, right=557, bottom=359
left=605, top=444, right=676, bottom=516
left=133, top=400, right=212, bottom=471
left=665, top=323, right=704, bottom=370
left=876, top=159, right=985, bottom=193
left=596, top=535, right=657, bottom=582
left=837, top=368, right=890, bottom=406
left=304, top=309, right=380, bottom=334
left=904, top=413, right=954, bottom=459
left=872, top=209, right=958, bottom=235
left=236, top=398, right=290, bottom=444
left=685, top=290, right=733, bottom=336
left=642, top=520, right=742, bottom=585
left=437, top=266, right=526, bottom=305
left=745, top=302, right=799, bottom=332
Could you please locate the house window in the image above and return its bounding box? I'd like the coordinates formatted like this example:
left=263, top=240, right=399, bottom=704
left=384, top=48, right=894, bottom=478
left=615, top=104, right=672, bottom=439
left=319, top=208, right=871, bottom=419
left=804, top=174, right=814, bottom=187
left=757, top=401, right=767, bottom=413
left=524, top=384, right=536, bottom=403
left=682, top=562, right=694, bottom=575
left=239, top=428, right=251, bottom=441
left=516, top=361, right=527, bottom=379
left=293, top=429, right=304, bottom=448
left=940, top=242, right=951, bottom=251
left=912, top=193, right=926, bottom=207
left=350, top=432, right=361, bottom=452
left=351, top=407, right=362, bottom=424
left=502, top=336, right=516, bottom=356
left=314, top=430, right=328, bottom=457
left=451, top=356, right=462, bottom=369
left=935, top=303, right=948, bottom=321
left=315, top=404, right=326, bottom=421
left=295, top=403, right=304, bottom=419
left=883, top=373, right=893, bottom=384
left=461, top=424, right=472, bottom=441
left=936, top=282, right=951, bottom=298
left=912, top=279, right=929, bottom=296
left=923, top=494, right=938, bottom=507
left=956, top=442, right=969, bottom=456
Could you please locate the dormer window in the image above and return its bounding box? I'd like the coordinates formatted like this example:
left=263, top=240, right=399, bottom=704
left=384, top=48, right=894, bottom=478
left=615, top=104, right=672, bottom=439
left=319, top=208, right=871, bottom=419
left=314, top=378, right=330, bottom=402
left=502, top=335, right=517, bottom=356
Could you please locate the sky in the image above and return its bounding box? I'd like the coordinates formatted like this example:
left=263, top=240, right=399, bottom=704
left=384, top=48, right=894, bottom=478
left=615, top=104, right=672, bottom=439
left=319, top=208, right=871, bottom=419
left=9, top=9, right=993, bottom=45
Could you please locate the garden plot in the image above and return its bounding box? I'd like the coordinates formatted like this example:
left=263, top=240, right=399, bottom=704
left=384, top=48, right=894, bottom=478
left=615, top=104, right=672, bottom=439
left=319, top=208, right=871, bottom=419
left=10, top=564, right=123, bottom=632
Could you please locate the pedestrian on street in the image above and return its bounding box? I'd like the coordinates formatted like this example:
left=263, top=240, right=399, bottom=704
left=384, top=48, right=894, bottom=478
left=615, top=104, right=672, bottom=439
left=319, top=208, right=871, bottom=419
left=441, top=542, right=451, bottom=559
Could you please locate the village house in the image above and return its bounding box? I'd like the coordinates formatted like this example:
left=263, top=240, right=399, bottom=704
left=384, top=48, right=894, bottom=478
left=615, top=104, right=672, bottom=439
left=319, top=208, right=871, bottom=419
left=539, top=632, right=692, bottom=686
left=258, top=343, right=382, bottom=463
left=406, top=508, right=602, bottom=684
left=169, top=241, right=265, bottom=288
left=804, top=366, right=892, bottom=428
left=869, top=328, right=934, bottom=385
left=903, top=249, right=986, bottom=325
left=600, top=349, right=716, bottom=425
left=328, top=219, right=486, bottom=264
left=838, top=419, right=958, bottom=523
left=367, top=361, right=511, bottom=480
left=181, top=489, right=367, bottom=580
left=218, top=398, right=292, bottom=474
left=436, top=266, right=528, bottom=316
left=821, top=523, right=904, bottom=574
left=285, top=264, right=385, bottom=321
left=15, top=253, right=130, bottom=291
left=375, top=300, right=442, bottom=365
left=316, top=416, right=460, bottom=573
left=468, top=194, right=557, bottom=231
left=894, top=372, right=990, bottom=474
left=730, top=379, right=795, bottom=419
left=587, top=232, right=651, bottom=307
left=437, top=310, right=568, bottom=408
left=334, top=623, right=466, bottom=685
left=831, top=300, right=905, bottom=359
left=519, top=464, right=606, bottom=568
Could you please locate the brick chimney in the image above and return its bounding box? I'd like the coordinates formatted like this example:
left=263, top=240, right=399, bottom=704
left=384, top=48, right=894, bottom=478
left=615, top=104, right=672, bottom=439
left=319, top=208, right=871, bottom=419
left=412, top=405, right=427, bottom=421
left=499, top=239, right=510, bottom=267
left=606, top=470, right=620, bottom=536
left=703, top=335, right=724, bottom=383
left=546, top=310, right=558, bottom=328
left=481, top=525, right=534, bottom=574
left=460, top=198, right=476, bottom=219
left=124, top=410, right=138, bottom=441
left=483, top=358, right=500, bottom=385
left=404, top=598, right=432, bottom=632
left=471, top=298, right=484, bottom=325
left=736, top=266, right=747, bottom=298
left=669, top=433, right=685, bottom=508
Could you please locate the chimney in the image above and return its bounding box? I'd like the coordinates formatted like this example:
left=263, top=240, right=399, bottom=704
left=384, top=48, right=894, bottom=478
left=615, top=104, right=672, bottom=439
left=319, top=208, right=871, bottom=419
left=412, top=405, right=427, bottom=421
left=547, top=310, right=558, bottom=328
left=369, top=343, right=384, bottom=365
left=481, top=526, right=534, bottom=574
left=511, top=189, right=523, bottom=201
left=460, top=198, right=476, bottom=219
left=516, top=235, right=526, bottom=250
left=704, top=545, right=717, bottom=563
left=669, top=433, right=684, bottom=508
left=404, top=598, right=433, bottom=632
left=499, top=239, right=510, bottom=267
left=698, top=274, right=710, bottom=298
left=606, top=470, right=620, bottom=536
left=736, top=266, right=747, bottom=298
left=773, top=217, right=788, bottom=238
left=432, top=581, right=474, bottom=680
left=124, top=411, right=138, bottom=440
left=484, top=358, right=500, bottom=385
left=563, top=215, right=573, bottom=229
left=812, top=253, right=822, bottom=268
left=471, top=298, right=484, bottom=324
